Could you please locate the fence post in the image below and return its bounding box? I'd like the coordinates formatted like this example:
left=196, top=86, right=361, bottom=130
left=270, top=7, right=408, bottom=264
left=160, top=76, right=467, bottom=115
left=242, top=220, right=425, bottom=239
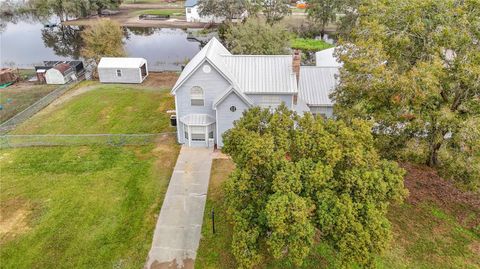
left=211, top=207, right=215, bottom=234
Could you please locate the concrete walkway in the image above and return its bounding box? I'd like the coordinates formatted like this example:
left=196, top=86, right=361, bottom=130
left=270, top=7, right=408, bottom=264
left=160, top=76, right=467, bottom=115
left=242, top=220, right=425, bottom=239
left=145, top=146, right=213, bottom=269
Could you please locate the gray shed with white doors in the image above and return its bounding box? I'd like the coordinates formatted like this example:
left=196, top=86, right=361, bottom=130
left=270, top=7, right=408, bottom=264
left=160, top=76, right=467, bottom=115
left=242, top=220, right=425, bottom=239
left=98, top=57, right=148, bottom=84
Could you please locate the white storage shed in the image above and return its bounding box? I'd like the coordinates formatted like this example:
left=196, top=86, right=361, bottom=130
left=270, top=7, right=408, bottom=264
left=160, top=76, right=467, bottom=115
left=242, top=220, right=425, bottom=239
left=45, top=63, right=76, bottom=85
left=98, top=57, right=148, bottom=84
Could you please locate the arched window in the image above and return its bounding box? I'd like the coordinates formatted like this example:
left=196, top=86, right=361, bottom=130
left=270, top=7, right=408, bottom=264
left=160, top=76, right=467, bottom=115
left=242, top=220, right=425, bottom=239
left=190, top=86, right=204, bottom=106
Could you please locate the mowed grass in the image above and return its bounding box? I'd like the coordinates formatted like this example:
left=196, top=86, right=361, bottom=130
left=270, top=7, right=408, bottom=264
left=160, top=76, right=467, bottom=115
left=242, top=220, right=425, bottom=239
left=0, top=84, right=57, bottom=123
left=0, top=136, right=180, bottom=268
left=196, top=159, right=480, bottom=269
left=134, top=9, right=185, bottom=16
left=291, top=38, right=333, bottom=51
left=12, top=85, right=175, bottom=134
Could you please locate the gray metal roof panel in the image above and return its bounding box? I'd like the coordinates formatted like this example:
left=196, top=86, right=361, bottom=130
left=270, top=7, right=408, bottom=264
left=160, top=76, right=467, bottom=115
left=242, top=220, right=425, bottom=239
left=298, top=66, right=339, bottom=106
left=221, top=55, right=297, bottom=94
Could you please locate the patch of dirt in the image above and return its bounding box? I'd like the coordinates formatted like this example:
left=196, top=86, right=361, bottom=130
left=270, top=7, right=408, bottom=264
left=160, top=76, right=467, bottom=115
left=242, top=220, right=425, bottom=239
left=150, top=258, right=194, bottom=269
left=0, top=200, right=32, bottom=241
left=401, top=162, right=480, bottom=229
left=143, top=72, right=179, bottom=89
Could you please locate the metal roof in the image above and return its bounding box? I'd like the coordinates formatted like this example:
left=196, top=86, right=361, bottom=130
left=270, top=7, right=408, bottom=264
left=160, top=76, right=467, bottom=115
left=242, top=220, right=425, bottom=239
left=172, top=37, right=297, bottom=94
left=221, top=55, right=297, bottom=94
left=298, top=66, right=339, bottom=106
left=185, top=0, right=198, bottom=7
left=98, top=57, right=147, bottom=69
left=180, top=114, right=216, bottom=125
left=212, top=86, right=254, bottom=109
left=315, top=47, right=342, bottom=67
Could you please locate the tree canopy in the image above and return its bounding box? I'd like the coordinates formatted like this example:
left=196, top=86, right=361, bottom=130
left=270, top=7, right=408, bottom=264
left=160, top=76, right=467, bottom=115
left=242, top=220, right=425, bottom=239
left=81, top=19, right=125, bottom=64
left=223, top=19, right=290, bottom=55
left=198, top=0, right=249, bottom=22
left=31, top=0, right=120, bottom=21
left=260, top=0, right=291, bottom=25
left=332, top=0, right=480, bottom=167
left=306, top=0, right=339, bottom=37
left=222, top=105, right=407, bottom=268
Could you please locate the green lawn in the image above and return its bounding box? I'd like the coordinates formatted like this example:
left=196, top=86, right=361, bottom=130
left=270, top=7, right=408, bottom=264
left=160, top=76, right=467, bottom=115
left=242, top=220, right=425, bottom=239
left=0, top=136, right=180, bottom=268
left=134, top=9, right=185, bottom=17
left=12, top=85, right=175, bottom=134
left=291, top=38, right=334, bottom=51
left=0, top=84, right=57, bottom=124
left=196, top=159, right=480, bottom=269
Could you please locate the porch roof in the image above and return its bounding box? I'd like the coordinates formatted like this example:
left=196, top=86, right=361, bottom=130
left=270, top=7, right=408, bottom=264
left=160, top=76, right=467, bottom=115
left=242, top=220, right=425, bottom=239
left=180, top=114, right=215, bottom=126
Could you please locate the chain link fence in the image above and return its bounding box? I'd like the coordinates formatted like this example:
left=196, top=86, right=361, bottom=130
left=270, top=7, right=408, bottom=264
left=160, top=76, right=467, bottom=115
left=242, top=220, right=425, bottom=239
left=0, top=82, right=80, bottom=134
left=0, top=133, right=176, bottom=149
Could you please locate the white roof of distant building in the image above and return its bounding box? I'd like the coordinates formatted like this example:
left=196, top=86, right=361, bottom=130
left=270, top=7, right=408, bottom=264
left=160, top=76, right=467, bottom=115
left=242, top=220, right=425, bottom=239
left=98, top=57, right=147, bottom=69
left=172, top=37, right=297, bottom=95
left=315, top=47, right=342, bottom=67
left=185, top=0, right=198, bottom=7
left=298, top=66, right=339, bottom=106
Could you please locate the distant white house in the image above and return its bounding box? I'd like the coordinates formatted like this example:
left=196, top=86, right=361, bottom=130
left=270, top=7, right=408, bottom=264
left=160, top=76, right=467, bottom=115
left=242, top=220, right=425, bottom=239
left=185, top=0, right=246, bottom=23
left=315, top=47, right=342, bottom=67
left=45, top=63, right=76, bottom=85
left=98, top=57, right=148, bottom=84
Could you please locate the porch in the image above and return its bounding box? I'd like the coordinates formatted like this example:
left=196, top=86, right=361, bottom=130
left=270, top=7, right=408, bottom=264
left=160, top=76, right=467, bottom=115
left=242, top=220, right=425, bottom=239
left=180, top=114, right=216, bottom=147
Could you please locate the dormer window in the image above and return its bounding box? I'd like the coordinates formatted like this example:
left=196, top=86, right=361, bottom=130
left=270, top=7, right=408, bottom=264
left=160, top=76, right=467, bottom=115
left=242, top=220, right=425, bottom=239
left=191, top=86, right=204, bottom=106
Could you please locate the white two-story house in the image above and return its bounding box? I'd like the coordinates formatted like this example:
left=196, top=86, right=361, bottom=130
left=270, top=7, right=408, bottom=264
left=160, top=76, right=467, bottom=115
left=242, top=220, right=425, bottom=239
left=171, top=37, right=339, bottom=147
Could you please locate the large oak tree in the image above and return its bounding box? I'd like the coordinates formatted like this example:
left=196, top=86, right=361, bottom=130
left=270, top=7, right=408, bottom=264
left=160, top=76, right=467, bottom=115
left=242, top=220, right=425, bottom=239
left=222, top=105, right=407, bottom=268
left=332, top=0, right=480, bottom=166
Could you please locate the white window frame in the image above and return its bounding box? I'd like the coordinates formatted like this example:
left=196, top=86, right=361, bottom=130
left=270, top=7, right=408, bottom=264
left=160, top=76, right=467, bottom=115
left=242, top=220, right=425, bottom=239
left=190, top=86, right=205, bottom=106
left=190, top=126, right=206, bottom=141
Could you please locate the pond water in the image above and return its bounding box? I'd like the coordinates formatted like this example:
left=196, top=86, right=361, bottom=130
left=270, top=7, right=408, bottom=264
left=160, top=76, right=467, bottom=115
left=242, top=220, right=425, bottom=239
left=0, top=19, right=203, bottom=71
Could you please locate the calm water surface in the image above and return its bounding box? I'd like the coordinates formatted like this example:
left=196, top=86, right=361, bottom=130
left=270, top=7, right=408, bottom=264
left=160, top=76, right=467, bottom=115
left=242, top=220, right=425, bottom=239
left=0, top=19, right=202, bottom=71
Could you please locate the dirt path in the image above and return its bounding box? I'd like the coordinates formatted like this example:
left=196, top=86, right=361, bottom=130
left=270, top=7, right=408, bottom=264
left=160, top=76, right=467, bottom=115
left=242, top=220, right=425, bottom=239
left=401, top=162, right=480, bottom=229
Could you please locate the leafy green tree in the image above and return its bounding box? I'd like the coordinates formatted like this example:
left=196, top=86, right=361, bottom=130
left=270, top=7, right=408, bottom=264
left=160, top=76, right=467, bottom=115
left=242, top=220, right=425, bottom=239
left=30, top=0, right=120, bottom=20
left=223, top=19, right=290, bottom=54
left=42, top=25, right=84, bottom=59
left=261, top=0, right=291, bottom=25
left=198, top=0, right=249, bottom=22
left=336, top=0, right=360, bottom=39
left=222, top=105, right=407, bottom=268
left=332, top=0, right=480, bottom=167
left=81, top=19, right=125, bottom=64
left=306, top=0, right=339, bottom=38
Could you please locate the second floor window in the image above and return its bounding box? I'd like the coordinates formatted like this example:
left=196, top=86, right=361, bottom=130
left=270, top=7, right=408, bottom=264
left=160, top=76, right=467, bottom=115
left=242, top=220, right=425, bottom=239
left=191, top=86, right=204, bottom=106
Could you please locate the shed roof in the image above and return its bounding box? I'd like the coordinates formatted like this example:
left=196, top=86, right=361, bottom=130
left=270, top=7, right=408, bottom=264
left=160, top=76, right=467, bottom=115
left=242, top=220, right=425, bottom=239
left=53, top=63, right=72, bottom=75
left=298, top=66, right=339, bottom=106
left=185, top=0, right=198, bottom=7
left=172, top=37, right=297, bottom=94
left=315, top=47, right=342, bottom=67
left=98, top=57, right=147, bottom=69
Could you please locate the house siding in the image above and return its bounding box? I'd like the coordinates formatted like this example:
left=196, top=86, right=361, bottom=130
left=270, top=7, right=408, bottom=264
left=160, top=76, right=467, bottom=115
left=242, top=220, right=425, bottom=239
left=98, top=68, right=142, bottom=83
left=175, top=63, right=231, bottom=144
left=309, top=105, right=334, bottom=118
left=216, top=92, right=249, bottom=147
left=246, top=94, right=294, bottom=108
